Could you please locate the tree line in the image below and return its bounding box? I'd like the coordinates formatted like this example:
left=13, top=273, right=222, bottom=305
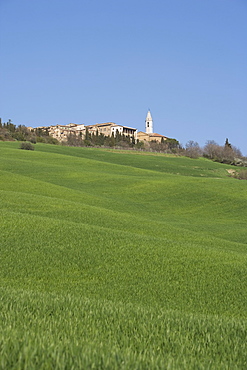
left=184, top=139, right=246, bottom=166
left=0, top=119, right=58, bottom=144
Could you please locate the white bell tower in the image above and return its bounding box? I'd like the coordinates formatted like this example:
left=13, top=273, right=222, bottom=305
left=145, top=110, right=153, bottom=134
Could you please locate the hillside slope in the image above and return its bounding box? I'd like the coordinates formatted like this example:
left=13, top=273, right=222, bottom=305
left=0, top=142, right=246, bottom=369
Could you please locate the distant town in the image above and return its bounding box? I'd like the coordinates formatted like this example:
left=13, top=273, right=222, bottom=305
left=33, top=110, right=171, bottom=145
left=0, top=110, right=179, bottom=152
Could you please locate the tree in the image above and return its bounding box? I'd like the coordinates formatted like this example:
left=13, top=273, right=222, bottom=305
left=185, top=140, right=202, bottom=158
left=225, top=138, right=232, bottom=148
left=203, top=140, right=220, bottom=160
left=131, top=135, right=136, bottom=146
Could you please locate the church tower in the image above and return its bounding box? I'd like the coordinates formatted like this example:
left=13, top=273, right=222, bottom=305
left=145, top=110, right=153, bottom=134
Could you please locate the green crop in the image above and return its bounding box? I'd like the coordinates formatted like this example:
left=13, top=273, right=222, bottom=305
left=0, top=142, right=246, bottom=369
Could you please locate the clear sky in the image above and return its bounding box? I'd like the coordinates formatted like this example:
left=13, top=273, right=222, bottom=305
left=1, top=0, right=246, bottom=154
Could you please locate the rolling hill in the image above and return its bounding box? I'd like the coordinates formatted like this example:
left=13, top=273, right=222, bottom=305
left=0, top=142, right=246, bottom=369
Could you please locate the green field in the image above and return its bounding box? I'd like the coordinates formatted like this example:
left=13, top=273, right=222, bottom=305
left=0, top=141, right=246, bottom=369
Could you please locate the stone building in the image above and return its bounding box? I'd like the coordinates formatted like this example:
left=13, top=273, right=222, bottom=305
left=47, top=123, right=85, bottom=142
left=86, top=122, right=137, bottom=141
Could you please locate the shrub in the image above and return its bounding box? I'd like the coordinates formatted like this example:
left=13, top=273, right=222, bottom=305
left=36, top=136, right=46, bottom=143
left=20, top=142, right=35, bottom=150
left=30, top=136, right=37, bottom=144
left=236, top=169, right=247, bottom=180
left=46, top=136, right=59, bottom=145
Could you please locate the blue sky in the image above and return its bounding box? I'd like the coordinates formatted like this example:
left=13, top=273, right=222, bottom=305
left=1, top=0, right=246, bottom=154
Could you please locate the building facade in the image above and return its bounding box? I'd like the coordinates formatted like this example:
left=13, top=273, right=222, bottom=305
left=87, top=122, right=137, bottom=141
left=45, top=123, right=85, bottom=142
left=38, top=122, right=137, bottom=142
left=137, top=131, right=167, bottom=143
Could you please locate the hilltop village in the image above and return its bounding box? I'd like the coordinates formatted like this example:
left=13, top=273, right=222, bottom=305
left=36, top=111, right=173, bottom=145
left=0, top=111, right=180, bottom=151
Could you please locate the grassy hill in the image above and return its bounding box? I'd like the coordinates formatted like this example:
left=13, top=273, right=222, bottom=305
left=0, top=142, right=246, bottom=369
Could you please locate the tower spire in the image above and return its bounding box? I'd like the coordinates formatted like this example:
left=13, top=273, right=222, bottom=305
left=145, top=109, right=153, bottom=134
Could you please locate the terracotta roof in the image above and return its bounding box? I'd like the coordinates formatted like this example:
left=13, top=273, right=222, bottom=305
left=150, top=133, right=165, bottom=137
left=94, top=122, right=115, bottom=127
left=138, top=132, right=167, bottom=138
